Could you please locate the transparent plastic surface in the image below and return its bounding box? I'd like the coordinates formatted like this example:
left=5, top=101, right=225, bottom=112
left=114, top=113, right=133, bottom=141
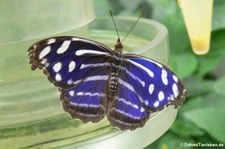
left=0, top=0, right=95, bottom=43
left=0, top=17, right=173, bottom=148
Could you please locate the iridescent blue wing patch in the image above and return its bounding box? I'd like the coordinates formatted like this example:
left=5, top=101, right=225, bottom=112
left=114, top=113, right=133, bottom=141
left=123, top=54, right=186, bottom=111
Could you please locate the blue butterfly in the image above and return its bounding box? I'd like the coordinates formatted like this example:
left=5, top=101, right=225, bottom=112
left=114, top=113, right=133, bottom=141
left=28, top=36, right=186, bottom=130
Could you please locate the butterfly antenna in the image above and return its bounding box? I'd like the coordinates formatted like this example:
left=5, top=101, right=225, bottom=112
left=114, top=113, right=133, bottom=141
left=110, top=10, right=121, bottom=40
left=121, top=12, right=144, bottom=43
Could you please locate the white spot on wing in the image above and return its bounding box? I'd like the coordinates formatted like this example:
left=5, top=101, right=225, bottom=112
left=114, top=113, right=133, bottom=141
left=55, top=73, right=62, bottom=81
left=158, top=91, right=164, bottom=101
left=80, top=63, right=110, bottom=69
left=161, top=69, right=168, bottom=85
left=69, top=90, right=74, bottom=96
left=172, top=83, right=179, bottom=97
left=116, top=97, right=139, bottom=109
left=113, top=108, right=141, bottom=119
left=77, top=92, right=90, bottom=96
left=39, top=46, right=50, bottom=59
left=133, top=104, right=139, bottom=109
left=122, top=67, right=145, bottom=87
left=143, top=57, right=163, bottom=68
left=145, top=100, right=149, bottom=105
left=153, top=101, right=160, bottom=107
left=74, top=111, right=98, bottom=117
left=118, top=79, right=135, bottom=93
left=33, top=44, right=37, bottom=49
left=69, top=61, right=76, bottom=72
left=148, top=84, right=154, bottom=94
left=47, top=38, right=56, bottom=44
left=53, top=62, right=62, bottom=72
left=173, top=75, right=178, bottom=83
left=80, top=62, right=145, bottom=87
left=140, top=107, right=145, bottom=112
left=118, top=78, right=144, bottom=103
left=127, top=59, right=154, bottom=77
left=72, top=75, right=109, bottom=85
left=76, top=92, right=106, bottom=97
left=168, top=95, right=174, bottom=101
left=75, top=49, right=109, bottom=56
left=85, top=75, right=109, bottom=82
left=41, top=59, right=47, bottom=64
left=71, top=37, right=79, bottom=41
left=77, top=103, right=99, bottom=108
left=67, top=79, right=73, bottom=85
left=57, top=40, right=71, bottom=54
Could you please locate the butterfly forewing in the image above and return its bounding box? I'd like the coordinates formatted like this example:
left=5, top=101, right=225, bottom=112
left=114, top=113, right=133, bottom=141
left=123, top=54, right=186, bottom=111
left=28, top=36, right=113, bottom=89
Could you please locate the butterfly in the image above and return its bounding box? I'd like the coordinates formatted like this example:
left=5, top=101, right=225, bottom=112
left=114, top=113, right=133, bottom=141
left=28, top=36, right=187, bottom=130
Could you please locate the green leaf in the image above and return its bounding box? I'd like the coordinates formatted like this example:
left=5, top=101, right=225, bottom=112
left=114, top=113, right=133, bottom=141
left=213, top=0, right=225, bottom=31
left=170, top=52, right=197, bottom=79
left=181, top=96, right=204, bottom=112
left=195, top=29, right=225, bottom=76
left=214, top=76, right=225, bottom=95
left=184, top=77, right=213, bottom=97
left=182, top=93, right=225, bottom=112
left=213, top=58, right=225, bottom=77
left=171, top=93, right=225, bottom=145
left=148, top=0, right=189, bottom=54
left=202, top=93, right=225, bottom=108
left=184, top=108, right=225, bottom=143
left=171, top=115, right=205, bottom=137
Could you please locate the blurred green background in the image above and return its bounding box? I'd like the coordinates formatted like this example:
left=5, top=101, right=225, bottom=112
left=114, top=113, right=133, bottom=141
left=94, top=0, right=225, bottom=148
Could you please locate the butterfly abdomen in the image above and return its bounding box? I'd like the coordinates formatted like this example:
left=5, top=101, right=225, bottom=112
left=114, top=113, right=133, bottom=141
left=108, top=53, right=122, bottom=100
left=108, top=68, right=120, bottom=100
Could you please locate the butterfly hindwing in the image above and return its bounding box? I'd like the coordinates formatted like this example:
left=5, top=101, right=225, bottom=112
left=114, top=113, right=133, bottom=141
left=60, top=73, right=109, bottom=123
left=28, top=36, right=113, bottom=89
left=107, top=70, right=150, bottom=130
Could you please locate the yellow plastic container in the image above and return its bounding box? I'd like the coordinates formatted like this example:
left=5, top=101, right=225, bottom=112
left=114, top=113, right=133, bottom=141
left=178, top=0, right=213, bottom=55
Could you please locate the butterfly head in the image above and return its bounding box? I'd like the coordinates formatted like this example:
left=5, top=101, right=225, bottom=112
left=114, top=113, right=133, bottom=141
left=114, top=38, right=123, bottom=52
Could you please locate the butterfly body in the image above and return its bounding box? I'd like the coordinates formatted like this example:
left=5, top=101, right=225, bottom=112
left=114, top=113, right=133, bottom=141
left=28, top=36, right=186, bottom=130
left=108, top=39, right=124, bottom=100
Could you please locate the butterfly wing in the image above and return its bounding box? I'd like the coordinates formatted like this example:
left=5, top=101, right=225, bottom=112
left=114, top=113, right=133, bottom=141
left=28, top=36, right=112, bottom=122
left=122, top=54, right=187, bottom=111
left=108, top=54, right=186, bottom=130
left=60, top=75, right=108, bottom=123
left=28, top=36, right=112, bottom=89
left=107, top=74, right=150, bottom=130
